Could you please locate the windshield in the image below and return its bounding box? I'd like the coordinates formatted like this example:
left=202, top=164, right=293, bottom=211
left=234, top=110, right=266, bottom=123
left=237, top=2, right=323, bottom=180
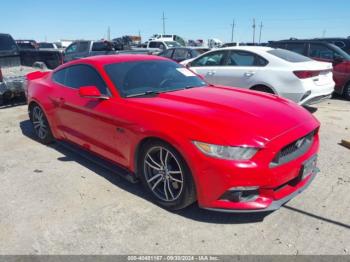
left=267, top=49, right=312, bottom=62
left=39, top=43, right=54, bottom=48
left=165, top=41, right=181, bottom=47
left=331, top=44, right=350, bottom=60
left=104, top=60, right=206, bottom=97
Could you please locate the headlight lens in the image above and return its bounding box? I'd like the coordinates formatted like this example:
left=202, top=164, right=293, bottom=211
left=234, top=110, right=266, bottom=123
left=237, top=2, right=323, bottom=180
left=193, top=141, right=258, bottom=160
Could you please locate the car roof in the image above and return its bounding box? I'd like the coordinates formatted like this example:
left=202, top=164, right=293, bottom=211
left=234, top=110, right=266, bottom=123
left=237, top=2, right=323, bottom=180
left=218, top=46, right=274, bottom=51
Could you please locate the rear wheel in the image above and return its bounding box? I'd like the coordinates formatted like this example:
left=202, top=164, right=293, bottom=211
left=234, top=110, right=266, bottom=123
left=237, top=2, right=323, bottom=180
left=343, top=83, right=350, bottom=100
left=138, top=140, right=196, bottom=210
left=29, top=104, right=54, bottom=144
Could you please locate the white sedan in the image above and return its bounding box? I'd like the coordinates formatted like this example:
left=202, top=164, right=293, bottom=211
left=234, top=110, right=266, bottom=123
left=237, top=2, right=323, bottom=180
left=181, top=46, right=335, bottom=105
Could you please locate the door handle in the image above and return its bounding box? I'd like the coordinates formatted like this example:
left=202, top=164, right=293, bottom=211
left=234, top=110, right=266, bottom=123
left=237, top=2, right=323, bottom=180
left=58, top=97, right=65, bottom=106
left=206, top=71, right=216, bottom=76
left=244, top=72, right=255, bottom=77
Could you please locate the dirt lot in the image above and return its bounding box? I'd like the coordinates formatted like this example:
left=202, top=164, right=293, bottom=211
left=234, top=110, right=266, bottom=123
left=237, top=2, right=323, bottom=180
left=0, top=98, right=349, bottom=255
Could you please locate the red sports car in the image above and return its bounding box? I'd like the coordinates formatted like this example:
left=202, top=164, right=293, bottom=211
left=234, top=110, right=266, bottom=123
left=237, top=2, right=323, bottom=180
left=26, top=55, right=320, bottom=212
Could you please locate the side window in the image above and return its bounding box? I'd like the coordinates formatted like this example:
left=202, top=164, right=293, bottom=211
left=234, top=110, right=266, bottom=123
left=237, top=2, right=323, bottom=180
left=226, top=51, right=267, bottom=66
left=65, top=43, right=78, bottom=54
left=78, top=41, right=90, bottom=52
left=149, top=42, right=159, bottom=48
left=64, top=65, right=109, bottom=95
left=173, top=49, right=188, bottom=60
left=286, top=43, right=305, bottom=55
left=52, top=68, right=68, bottom=85
left=160, top=49, right=173, bottom=58
left=191, top=51, right=226, bottom=67
left=309, top=44, right=334, bottom=60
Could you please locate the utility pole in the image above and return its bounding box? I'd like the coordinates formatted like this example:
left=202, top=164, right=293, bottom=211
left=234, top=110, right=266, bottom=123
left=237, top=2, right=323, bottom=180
left=162, top=12, right=167, bottom=35
left=107, top=26, right=111, bottom=41
left=230, top=19, right=235, bottom=42
left=252, top=18, right=256, bottom=44
left=322, top=29, right=326, bottom=38
left=258, top=21, right=263, bottom=44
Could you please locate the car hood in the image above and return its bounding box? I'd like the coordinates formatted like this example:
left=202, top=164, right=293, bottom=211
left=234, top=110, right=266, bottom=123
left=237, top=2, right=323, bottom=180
left=128, top=86, right=318, bottom=147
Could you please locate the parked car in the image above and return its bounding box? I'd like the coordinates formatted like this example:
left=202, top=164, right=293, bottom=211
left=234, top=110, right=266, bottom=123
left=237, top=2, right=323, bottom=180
left=26, top=55, right=320, bottom=212
left=181, top=46, right=334, bottom=105
left=64, top=40, right=150, bottom=63
left=269, top=40, right=350, bottom=100
left=64, top=40, right=115, bottom=63
left=158, top=47, right=202, bottom=62
left=147, top=40, right=182, bottom=53
left=38, top=42, right=59, bottom=49
left=16, top=40, right=39, bottom=50
left=0, top=34, right=41, bottom=105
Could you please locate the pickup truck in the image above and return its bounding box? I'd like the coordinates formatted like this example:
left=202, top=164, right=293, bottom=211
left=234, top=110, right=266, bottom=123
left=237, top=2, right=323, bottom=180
left=0, top=33, right=44, bottom=105
left=64, top=40, right=153, bottom=63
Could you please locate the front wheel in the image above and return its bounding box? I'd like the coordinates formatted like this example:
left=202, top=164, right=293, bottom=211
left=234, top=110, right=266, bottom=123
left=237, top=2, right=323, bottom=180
left=343, top=83, right=350, bottom=100
left=138, top=141, right=196, bottom=210
left=29, top=104, right=54, bottom=144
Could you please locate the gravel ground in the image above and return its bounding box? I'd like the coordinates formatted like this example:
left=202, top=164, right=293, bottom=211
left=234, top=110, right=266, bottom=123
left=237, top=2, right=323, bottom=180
left=0, top=98, right=349, bottom=255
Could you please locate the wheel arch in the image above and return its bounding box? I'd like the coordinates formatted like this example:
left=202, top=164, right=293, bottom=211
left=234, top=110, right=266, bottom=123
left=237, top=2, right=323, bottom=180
left=250, top=84, right=276, bottom=94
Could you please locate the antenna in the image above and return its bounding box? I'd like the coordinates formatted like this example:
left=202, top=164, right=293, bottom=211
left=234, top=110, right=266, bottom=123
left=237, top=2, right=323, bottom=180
left=162, top=12, right=167, bottom=35
left=230, top=19, right=235, bottom=42
left=259, top=21, right=263, bottom=44
left=252, top=18, right=256, bottom=44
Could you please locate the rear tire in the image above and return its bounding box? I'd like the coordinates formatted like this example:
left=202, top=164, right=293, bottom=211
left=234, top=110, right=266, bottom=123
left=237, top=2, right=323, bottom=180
left=29, top=104, right=54, bottom=144
left=343, top=83, right=350, bottom=100
left=138, top=140, right=196, bottom=210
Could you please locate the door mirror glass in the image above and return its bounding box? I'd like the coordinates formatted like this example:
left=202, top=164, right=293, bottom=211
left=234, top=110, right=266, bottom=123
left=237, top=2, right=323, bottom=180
left=78, top=86, right=109, bottom=100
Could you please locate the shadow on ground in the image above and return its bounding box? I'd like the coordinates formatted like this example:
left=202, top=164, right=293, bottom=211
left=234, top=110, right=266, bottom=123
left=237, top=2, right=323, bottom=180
left=19, top=119, right=270, bottom=224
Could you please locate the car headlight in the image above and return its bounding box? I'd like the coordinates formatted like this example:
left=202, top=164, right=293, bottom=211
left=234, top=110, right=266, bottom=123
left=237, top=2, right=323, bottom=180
left=193, top=141, right=258, bottom=160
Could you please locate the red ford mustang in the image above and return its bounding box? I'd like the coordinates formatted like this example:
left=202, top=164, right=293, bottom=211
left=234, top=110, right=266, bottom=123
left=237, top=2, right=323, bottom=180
left=26, top=55, right=320, bottom=212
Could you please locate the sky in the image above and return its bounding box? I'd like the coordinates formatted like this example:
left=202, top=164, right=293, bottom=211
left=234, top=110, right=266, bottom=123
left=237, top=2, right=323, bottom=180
left=1, top=0, right=349, bottom=43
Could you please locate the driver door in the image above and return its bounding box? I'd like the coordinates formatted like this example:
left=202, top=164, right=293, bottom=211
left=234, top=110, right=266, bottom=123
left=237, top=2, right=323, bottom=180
left=50, top=64, right=126, bottom=165
left=189, top=50, right=228, bottom=84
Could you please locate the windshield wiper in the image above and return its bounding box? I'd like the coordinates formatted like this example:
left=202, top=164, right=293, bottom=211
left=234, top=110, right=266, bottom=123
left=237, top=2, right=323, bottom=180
left=125, top=90, right=160, bottom=98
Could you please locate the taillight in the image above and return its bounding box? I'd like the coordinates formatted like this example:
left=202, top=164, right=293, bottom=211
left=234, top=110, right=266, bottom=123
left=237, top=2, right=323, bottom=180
left=0, top=67, right=3, bottom=82
left=293, top=70, right=320, bottom=79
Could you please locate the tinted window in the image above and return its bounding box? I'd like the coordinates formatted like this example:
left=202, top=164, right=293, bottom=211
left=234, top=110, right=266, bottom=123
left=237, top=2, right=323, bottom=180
left=149, top=42, right=161, bottom=48
left=0, top=35, right=18, bottom=51
left=173, top=49, right=190, bottom=60
left=159, top=49, right=173, bottom=58
left=60, top=65, right=109, bottom=95
left=309, top=44, right=335, bottom=60
left=226, top=51, right=267, bottom=66
left=267, top=49, right=312, bottom=62
left=65, top=43, right=78, bottom=53
left=92, top=42, right=113, bottom=51
left=39, top=43, right=54, bottom=48
left=191, top=51, right=226, bottom=66
left=78, top=42, right=90, bottom=52
left=52, top=68, right=68, bottom=85
left=105, top=60, right=206, bottom=97
left=285, top=43, right=305, bottom=55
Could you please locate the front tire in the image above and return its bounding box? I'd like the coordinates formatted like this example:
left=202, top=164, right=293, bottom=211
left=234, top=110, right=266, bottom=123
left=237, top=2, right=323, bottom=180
left=343, top=83, right=350, bottom=100
left=138, top=140, right=196, bottom=210
left=29, top=104, right=54, bottom=144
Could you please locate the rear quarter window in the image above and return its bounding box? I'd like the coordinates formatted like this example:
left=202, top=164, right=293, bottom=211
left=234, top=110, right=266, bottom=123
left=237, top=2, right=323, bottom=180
left=267, top=49, right=312, bottom=63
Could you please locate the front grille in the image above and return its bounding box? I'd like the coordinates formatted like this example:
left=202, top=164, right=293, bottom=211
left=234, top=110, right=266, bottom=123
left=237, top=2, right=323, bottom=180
left=270, top=130, right=316, bottom=167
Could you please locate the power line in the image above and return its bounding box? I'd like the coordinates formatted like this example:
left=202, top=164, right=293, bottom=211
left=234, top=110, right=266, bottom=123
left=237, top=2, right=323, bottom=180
left=230, top=19, right=235, bottom=42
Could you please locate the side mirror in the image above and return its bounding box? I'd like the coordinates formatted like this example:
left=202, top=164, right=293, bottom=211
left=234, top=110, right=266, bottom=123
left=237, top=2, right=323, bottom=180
left=333, top=56, right=343, bottom=65
left=78, top=86, right=109, bottom=100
